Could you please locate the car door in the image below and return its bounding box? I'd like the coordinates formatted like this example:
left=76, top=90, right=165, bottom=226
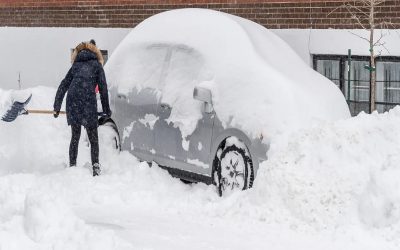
left=153, top=45, right=214, bottom=176
left=114, top=44, right=170, bottom=162
left=119, top=87, right=160, bottom=162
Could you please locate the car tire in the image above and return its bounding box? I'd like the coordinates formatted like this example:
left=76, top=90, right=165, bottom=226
left=215, top=142, right=254, bottom=196
left=99, top=121, right=121, bottom=153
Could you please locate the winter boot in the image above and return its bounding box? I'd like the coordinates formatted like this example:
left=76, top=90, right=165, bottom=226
left=92, top=163, right=101, bottom=176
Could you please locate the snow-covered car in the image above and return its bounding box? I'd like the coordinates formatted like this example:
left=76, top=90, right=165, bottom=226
left=104, top=9, right=350, bottom=195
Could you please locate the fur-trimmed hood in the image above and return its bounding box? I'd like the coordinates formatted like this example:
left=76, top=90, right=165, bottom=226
left=71, top=42, right=104, bottom=65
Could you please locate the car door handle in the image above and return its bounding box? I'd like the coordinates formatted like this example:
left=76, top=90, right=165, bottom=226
left=160, top=103, right=171, bottom=109
left=117, top=94, right=127, bottom=99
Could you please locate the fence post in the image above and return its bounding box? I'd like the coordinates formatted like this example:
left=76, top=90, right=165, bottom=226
left=347, top=49, right=351, bottom=104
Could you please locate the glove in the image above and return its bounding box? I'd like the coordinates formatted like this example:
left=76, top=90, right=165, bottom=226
left=53, top=110, right=60, bottom=118
left=103, top=110, right=112, bottom=118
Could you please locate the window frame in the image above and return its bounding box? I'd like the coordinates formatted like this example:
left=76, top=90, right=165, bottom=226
left=313, top=54, right=400, bottom=115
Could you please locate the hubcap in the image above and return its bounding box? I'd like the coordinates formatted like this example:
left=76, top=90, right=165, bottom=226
left=220, top=150, right=246, bottom=193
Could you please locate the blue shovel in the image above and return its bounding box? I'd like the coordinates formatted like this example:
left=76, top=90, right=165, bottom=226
left=1, top=94, right=66, bottom=122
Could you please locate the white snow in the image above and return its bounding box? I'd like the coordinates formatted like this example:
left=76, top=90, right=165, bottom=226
left=187, top=159, right=209, bottom=169
left=122, top=121, right=135, bottom=141
left=182, top=139, right=189, bottom=151
left=138, top=114, right=158, bottom=130
left=1, top=86, right=400, bottom=249
left=105, top=9, right=350, bottom=143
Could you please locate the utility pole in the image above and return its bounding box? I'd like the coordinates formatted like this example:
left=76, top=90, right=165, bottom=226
left=348, top=49, right=351, bottom=104
left=18, top=72, right=21, bottom=90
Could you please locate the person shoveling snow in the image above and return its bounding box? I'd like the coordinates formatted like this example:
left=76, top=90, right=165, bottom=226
left=53, top=39, right=112, bottom=176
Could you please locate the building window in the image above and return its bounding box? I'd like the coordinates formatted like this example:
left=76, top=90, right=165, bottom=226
left=376, top=61, right=400, bottom=112
left=100, top=50, right=108, bottom=64
left=316, top=60, right=340, bottom=88
left=345, top=60, right=370, bottom=115
left=313, top=55, right=400, bottom=116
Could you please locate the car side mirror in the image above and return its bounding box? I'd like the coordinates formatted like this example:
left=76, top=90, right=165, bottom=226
left=193, top=87, right=213, bottom=113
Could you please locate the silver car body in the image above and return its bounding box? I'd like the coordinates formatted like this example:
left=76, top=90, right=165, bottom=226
left=109, top=43, right=268, bottom=183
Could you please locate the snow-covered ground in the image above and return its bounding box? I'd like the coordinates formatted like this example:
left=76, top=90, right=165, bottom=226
left=1, top=86, right=400, bottom=249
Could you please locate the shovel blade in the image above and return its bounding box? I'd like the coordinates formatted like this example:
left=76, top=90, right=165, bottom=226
left=1, top=94, right=32, bottom=122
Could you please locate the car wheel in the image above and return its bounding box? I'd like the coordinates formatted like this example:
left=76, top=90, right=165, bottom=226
left=215, top=141, right=254, bottom=196
left=99, top=121, right=121, bottom=153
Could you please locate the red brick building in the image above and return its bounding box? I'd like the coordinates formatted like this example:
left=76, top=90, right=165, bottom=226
left=0, top=0, right=399, bottom=29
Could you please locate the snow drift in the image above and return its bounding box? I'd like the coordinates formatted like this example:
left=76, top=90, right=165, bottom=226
left=105, top=8, right=350, bottom=140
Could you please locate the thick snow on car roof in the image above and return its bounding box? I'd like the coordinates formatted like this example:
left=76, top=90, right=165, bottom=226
left=106, top=8, right=350, bottom=141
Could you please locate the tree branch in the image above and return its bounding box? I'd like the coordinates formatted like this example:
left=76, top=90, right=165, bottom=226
left=379, top=20, right=395, bottom=29
left=348, top=31, right=370, bottom=43
left=345, top=3, right=369, bottom=18
left=375, top=41, right=390, bottom=54
left=373, top=31, right=385, bottom=46
left=376, top=49, right=383, bottom=58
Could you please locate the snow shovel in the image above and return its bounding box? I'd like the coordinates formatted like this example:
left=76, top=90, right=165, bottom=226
left=1, top=94, right=66, bottom=122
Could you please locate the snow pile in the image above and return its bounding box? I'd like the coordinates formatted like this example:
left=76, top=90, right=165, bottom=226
left=0, top=173, right=134, bottom=250
left=24, top=188, right=128, bottom=250
left=249, top=107, right=400, bottom=232
left=0, top=174, right=36, bottom=223
left=106, top=8, right=350, bottom=140
left=0, top=86, right=69, bottom=175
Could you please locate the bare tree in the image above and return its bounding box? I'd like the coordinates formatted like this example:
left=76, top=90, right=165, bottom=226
left=330, top=0, right=391, bottom=112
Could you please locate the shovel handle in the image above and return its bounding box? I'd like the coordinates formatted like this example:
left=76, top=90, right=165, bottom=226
left=27, top=110, right=66, bottom=115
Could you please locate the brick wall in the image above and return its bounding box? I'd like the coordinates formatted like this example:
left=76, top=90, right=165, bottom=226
left=0, top=0, right=398, bottom=29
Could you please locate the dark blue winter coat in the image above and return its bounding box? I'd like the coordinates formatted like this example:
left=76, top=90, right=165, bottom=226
left=54, top=47, right=111, bottom=128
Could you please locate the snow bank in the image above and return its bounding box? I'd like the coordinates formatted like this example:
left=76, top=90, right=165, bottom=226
left=0, top=86, right=69, bottom=175
left=251, top=108, right=400, bottom=229
left=106, top=9, right=350, bottom=140
left=0, top=174, right=133, bottom=250
left=24, top=187, right=131, bottom=250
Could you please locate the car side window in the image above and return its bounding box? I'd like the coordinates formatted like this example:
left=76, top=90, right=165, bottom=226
left=161, top=45, right=205, bottom=106
left=137, top=44, right=171, bottom=92
left=118, top=44, right=172, bottom=105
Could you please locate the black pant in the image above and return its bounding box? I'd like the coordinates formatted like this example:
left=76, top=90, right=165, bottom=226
left=69, top=125, right=99, bottom=166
